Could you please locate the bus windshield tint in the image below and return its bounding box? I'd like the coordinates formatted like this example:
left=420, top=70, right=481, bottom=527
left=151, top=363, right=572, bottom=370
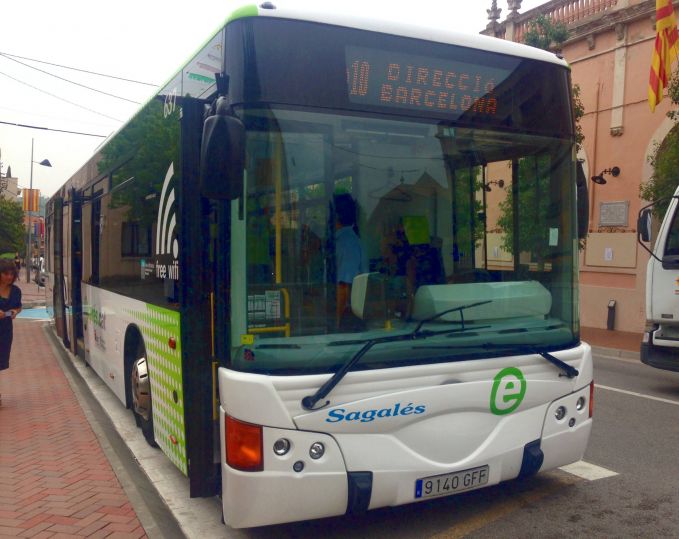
left=226, top=17, right=572, bottom=138
left=228, top=107, right=578, bottom=375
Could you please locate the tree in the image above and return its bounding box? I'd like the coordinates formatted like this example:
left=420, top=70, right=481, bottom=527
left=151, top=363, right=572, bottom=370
left=97, top=98, right=180, bottom=226
left=524, top=14, right=569, bottom=52
left=524, top=14, right=584, bottom=153
left=640, top=68, right=679, bottom=217
left=496, top=155, right=555, bottom=264
left=0, top=198, right=25, bottom=254
left=495, top=15, right=585, bottom=259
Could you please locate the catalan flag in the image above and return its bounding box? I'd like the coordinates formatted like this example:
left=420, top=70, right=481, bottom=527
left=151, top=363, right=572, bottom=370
left=649, top=0, right=679, bottom=112
left=22, top=188, right=40, bottom=212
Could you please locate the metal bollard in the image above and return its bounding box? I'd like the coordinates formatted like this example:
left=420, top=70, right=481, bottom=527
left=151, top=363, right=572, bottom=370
left=607, top=299, right=616, bottom=331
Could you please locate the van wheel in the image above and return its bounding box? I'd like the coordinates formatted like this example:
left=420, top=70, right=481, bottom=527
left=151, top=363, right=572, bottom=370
left=130, top=344, right=158, bottom=448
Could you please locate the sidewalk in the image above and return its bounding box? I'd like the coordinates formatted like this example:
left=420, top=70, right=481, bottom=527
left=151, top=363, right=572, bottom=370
left=581, top=326, right=642, bottom=360
left=0, top=319, right=148, bottom=538
left=14, top=277, right=47, bottom=309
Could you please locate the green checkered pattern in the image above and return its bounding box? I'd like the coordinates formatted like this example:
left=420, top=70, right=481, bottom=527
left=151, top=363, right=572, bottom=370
left=124, top=304, right=187, bottom=475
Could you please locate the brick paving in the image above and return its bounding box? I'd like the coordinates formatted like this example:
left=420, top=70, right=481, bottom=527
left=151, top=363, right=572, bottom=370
left=0, top=319, right=147, bottom=538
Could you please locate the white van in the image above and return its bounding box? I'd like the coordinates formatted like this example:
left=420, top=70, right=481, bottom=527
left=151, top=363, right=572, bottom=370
left=639, top=185, right=679, bottom=371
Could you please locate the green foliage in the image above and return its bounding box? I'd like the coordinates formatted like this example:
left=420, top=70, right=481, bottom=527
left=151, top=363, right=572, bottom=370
left=496, top=156, right=552, bottom=260
left=572, top=83, right=585, bottom=152
left=501, top=14, right=585, bottom=252
left=641, top=127, right=679, bottom=217
left=522, top=14, right=583, bottom=152
left=454, top=167, right=486, bottom=255
left=0, top=198, right=25, bottom=253
left=666, top=66, right=679, bottom=122
left=97, top=98, right=180, bottom=225
left=524, top=15, right=569, bottom=51
left=641, top=68, right=679, bottom=215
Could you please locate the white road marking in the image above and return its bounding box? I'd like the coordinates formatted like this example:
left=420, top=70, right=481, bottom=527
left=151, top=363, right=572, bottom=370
left=558, top=460, right=618, bottom=481
left=596, top=384, right=679, bottom=407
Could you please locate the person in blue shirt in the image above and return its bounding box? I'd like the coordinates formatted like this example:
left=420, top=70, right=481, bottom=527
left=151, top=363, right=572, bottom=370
left=334, top=194, right=365, bottom=329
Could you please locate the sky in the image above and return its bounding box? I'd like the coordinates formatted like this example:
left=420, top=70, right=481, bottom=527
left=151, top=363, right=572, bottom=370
left=0, top=0, right=546, bottom=197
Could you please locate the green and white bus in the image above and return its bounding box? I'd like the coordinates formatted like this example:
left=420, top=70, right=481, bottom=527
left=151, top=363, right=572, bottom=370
left=46, top=3, right=593, bottom=528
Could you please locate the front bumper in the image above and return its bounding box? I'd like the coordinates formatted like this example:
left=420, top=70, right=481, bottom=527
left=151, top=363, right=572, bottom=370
left=220, top=386, right=593, bottom=528
left=641, top=328, right=679, bottom=372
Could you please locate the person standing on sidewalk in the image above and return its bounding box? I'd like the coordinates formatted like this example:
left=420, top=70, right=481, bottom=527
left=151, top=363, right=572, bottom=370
left=0, top=259, right=22, bottom=406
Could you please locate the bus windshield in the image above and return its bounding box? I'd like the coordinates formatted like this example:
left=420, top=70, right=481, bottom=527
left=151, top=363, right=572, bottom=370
left=229, top=107, right=578, bottom=374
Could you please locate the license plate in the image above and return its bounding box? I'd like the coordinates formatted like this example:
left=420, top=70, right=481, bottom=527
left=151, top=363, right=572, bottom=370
left=415, top=465, right=490, bottom=499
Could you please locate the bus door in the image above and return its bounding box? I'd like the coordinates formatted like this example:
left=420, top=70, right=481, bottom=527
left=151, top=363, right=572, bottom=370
left=179, top=97, right=219, bottom=497
left=68, top=188, right=85, bottom=359
left=51, top=196, right=68, bottom=346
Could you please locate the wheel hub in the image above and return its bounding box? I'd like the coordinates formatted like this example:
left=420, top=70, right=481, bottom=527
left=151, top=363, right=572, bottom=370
left=131, top=357, right=151, bottom=421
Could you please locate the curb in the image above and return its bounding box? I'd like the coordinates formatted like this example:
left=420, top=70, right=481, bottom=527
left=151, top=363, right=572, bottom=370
left=22, top=301, right=46, bottom=309
left=591, top=345, right=640, bottom=362
left=43, top=324, right=237, bottom=538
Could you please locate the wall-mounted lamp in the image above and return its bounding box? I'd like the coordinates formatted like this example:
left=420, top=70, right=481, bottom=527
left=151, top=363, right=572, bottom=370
left=483, top=179, right=505, bottom=192
left=591, top=166, right=620, bottom=185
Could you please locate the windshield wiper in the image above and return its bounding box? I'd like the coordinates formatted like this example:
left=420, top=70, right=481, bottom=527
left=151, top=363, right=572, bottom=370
left=415, top=342, right=579, bottom=379
left=301, top=300, right=492, bottom=410
left=474, top=343, right=578, bottom=378
left=516, top=344, right=579, bottom=378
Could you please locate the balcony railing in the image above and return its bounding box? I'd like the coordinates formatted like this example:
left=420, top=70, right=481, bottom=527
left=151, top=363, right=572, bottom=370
left=513, top=0, right=619, bottom=42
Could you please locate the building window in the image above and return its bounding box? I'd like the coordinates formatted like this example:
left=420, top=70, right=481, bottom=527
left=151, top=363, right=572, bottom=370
left=121, top=222, right=152, bottom=257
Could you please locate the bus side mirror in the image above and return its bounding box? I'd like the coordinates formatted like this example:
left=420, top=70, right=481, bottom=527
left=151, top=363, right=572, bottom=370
left=638, top=208, right=653, bottom=243
left=576, top=161, right=589, bottom=240
left=200, top=98, right=245, bottom=200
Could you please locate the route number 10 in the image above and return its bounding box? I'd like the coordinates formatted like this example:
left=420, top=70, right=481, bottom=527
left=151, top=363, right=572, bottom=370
left=348, top=60, right=370, bottom=96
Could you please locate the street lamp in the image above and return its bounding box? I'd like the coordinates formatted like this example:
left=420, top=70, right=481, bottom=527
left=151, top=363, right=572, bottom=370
left=25, top=138, right=51, bottom=283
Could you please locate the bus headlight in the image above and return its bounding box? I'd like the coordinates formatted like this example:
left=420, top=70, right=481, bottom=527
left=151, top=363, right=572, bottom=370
left=576, top=397, right=586, bottom=411
left=273, top=438, right=291, bottom=456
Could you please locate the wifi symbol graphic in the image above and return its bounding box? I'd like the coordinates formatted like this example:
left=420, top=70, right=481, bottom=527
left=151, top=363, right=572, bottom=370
left=156, top=162, right=179, bottom=259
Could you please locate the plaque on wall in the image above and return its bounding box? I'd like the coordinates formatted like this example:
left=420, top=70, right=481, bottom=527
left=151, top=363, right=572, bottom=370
left=599, top=201, right=629, bottom=227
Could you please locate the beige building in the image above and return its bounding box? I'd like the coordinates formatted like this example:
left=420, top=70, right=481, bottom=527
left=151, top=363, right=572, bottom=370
left=0, top=174, right=20, bottom=202
left=484, top=0, right=672, bottom=332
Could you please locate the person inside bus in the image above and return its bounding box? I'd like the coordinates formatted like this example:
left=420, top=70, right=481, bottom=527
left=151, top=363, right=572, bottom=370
left=334, top=194, right=366, bottom=329
left=379, top=219, right=444, bottom=319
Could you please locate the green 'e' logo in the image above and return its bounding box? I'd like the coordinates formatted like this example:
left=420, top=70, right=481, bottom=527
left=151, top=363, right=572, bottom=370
left=490, top=367, right=527, bottom=415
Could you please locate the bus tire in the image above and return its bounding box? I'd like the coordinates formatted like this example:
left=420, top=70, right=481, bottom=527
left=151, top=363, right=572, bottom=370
left=130, top=342, right=158, bottom=448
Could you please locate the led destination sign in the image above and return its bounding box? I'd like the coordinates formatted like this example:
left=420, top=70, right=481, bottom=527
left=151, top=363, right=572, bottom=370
left=346, top=45, right=514, bottom=118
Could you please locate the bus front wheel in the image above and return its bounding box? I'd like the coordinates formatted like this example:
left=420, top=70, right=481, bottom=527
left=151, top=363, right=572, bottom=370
left=131, top=347, right=158, bottom=448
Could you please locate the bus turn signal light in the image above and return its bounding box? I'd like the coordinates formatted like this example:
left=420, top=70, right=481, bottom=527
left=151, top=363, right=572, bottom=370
left=225, top=415, right=263, bottom=471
